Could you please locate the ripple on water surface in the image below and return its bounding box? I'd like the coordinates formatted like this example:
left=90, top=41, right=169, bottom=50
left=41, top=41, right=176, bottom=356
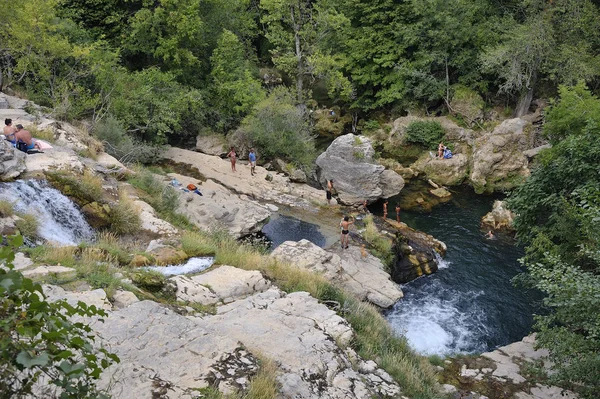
left=377, top=188, right=543, bottom=356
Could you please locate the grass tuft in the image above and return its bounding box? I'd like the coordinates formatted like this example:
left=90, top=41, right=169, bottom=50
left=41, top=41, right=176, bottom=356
left=14, top=213, right=38, bottom=239
left=362, top=215, right=394, bottom=267
left=108, top=190, right=142, bottom=235
left=0, top=200, right=14, bottom=217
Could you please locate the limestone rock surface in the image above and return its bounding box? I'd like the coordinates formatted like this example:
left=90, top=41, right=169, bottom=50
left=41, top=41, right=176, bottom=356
left=196, top=134, right=227, bottom=156
left=22, top=265, right=75, bottom=277
left=43, top=285, right=112, bottom=311
left=170, top=265, right=271, bottom=305
left=134, top=199, right=179, bottom=237
left=411, top=153, right=469, bottom=186
left=315, top=134, right=404, bottom=205
left=0, top=139, right=26, bottom=180
left=481, top=200, right=515, bottom=231
left=272, top=239, right=403, bottom=308
left=470, top=118, right=534, bottom=193
left=172, top=174, right=272, bottom=237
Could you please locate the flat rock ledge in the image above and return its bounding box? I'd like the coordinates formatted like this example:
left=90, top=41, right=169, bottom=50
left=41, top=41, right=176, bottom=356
left=271, top=239, right=403, bottom=308
left=44, top=284, right=403, bottom=398
left=442, top=335, right=578, bottom=399
left=170, top=265, right=271, bottom=305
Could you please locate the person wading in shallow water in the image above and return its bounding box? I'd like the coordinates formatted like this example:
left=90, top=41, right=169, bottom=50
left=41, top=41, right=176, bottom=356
left=396, top=204, right=401, bottom=223
left=227, top=146, right=237, bottom=172
left=340, top=215, right=354, bottom=249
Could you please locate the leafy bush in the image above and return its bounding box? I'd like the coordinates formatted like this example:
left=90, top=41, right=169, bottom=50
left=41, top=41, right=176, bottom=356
left=94, top=116, right=163, bottom=165
left=0, top=235, right=119, bottom=398
left=405, top=120, right=445, bottom=149
left=242, top=87, right=317, bottom=172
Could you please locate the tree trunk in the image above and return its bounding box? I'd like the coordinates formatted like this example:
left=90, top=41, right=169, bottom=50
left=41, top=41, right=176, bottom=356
left=515, top=87, right=534, bottom=117
left=290, top=5, right=303, bottom=104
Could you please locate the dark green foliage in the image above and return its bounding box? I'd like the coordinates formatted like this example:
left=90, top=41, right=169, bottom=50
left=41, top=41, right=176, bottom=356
left=508, top=85, right=600, bottom=397
left=242, top=87, right=317, bottom=171
left=0, top=235, right=119, bottom=398
left=131, top=270, right=167, bottom=293
left=405, top=120, right=445, bottom=149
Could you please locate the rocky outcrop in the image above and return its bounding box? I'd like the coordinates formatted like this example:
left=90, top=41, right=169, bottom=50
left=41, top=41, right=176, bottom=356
left=411, top=153, right=470, bottom=187
left=145, top=239, right=188, bottom=265
left=134, top=199, right=178, bottom=237
left=0, top=139, right=26, bottom=180
left=315, top=134, right=404, bottom=205
left=43, top=284, right=402, bottom=398
left=271, top=239, right=403, bottom=308
left=470, top=118, right=534, bottom=194
left=172, top=174, right=272, bottom=238
left=196, top=134, right=227, bottom=156
left=441, top=335, right=578, bottom=399
left=170, top=265, right=271, bottom=305
left=481, top=200, right=515, bottom=232
left=386, top=219, right=447, bottom=283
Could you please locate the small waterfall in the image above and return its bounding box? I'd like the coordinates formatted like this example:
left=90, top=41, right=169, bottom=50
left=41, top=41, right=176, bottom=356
left=144, top=257, right=214, bottom=276
left=0, top=180, right=95, bottom=245
left=434, top=251, right=450, bottom=269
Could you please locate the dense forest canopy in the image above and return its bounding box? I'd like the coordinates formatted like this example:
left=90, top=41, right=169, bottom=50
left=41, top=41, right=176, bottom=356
left=2, top=0, right=600, bottom=148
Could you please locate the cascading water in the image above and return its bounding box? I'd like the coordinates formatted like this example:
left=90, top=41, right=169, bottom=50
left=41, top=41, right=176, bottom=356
left=0, top=180, right=94, bottom=245
left=372, top=188, right=543, bottom=356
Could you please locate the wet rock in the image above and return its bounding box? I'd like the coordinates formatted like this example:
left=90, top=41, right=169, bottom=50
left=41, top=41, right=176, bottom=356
left=146, top=243, right=187, bottom=266
left=271, top=239, right=403, bottom=308
left=0, top=215, right=19, bottom=235
left=0, top=139, right=26, bottom=181
left=81, top=201, right=111, bottom=229
left=315, top=134, right=404, bottom=205
left=170, top=265, right=271, bottom=305
left=430, top=187, right=451, bottom=198
left=481, top=200, right=515, bottom=232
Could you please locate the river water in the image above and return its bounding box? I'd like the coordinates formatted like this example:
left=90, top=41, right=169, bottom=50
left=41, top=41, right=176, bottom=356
left=373, top=188, right=543, bottom=356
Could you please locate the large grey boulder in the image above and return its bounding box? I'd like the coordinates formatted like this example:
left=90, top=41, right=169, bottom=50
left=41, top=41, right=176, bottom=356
left=411, top=152, right=470, bottom=186
left=271, top=239, right=403, bottom=308
left=170, top=265, right=271, bottom=305
left=0, top=139, right=26, bottom=180
left=316, top=134, right=404, bottom=205
left=196, top=134, right=227, bottom=156
left=470, top=118, right=534, bottom=193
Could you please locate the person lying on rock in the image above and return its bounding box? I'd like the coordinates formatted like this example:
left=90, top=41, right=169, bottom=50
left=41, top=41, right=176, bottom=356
left=3, top=118, right=17, bottom=144
left=14, top=124, right=42, bottom=151
left=340, top=215, right=354, bottom=249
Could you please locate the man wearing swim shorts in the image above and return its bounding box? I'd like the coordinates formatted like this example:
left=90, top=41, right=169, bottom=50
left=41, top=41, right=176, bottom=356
left=339, top=215, right=354, bottom=249
left=248, top=148, right=257, bottom=176
left=14, top=124, right=40, bottom=151
left=326, top=179, right=334, bottom=204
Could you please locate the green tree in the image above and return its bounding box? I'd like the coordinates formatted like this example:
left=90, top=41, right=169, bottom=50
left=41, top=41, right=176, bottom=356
left=0, top=235, right=119, bottom=398
left=260, top=0, right=351, bottom=104
left=242, top=87, right=316, bottom=170
left=209, top=29, right=265, bottom=132
left=508, top=84, right=600, bottom=397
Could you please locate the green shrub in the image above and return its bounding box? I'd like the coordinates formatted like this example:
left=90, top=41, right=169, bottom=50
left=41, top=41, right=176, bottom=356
left=46, top=170, right=104, bottom=204
left=94, top=116, right=163, bottom=165
left=405, top=120, right=445, bottom=149
left=362, top=120, right=381, bottom=132
left=131, top=269, right=166, bottom=293
left=242, top=87, right=316, bottom=172
left=0, top=235, right=119, bottom=398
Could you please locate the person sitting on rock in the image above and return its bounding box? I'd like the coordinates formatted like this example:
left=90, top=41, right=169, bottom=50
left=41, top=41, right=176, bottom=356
left=14, top=124, right=42, bottom=151
left=438, top=142, right=445, bottom=159
left=3, top=118, right=17, bottom=144
left=340, top=215, right=354, bottom=249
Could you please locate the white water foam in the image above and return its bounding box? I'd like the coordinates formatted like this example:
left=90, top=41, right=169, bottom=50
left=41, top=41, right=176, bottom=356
left=144, top=257, right=214, bottom=276
left=434, top=252, right=451, bottom=269
left=387, top=283, right=490, bottom=355
left=0, top=180, right=94, bottom=245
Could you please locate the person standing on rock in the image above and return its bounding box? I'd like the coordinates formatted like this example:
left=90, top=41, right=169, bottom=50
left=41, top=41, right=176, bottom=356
left=3, top=118, right=16, bottom=144
left=326, top=179, right=334, bottom=205
left=340, top=215, right=354, bottom=249
left=395, top=204, right=401, bottom=223
left=383, top=200, right=388, bottom=220
left=227, top=146, right=237, bottom=172
left=248, top=148, right=257, bottom=176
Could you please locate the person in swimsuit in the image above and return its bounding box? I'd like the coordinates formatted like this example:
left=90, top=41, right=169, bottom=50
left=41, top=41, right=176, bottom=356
left=227, top=146, right=237, bottom=172
left=438, top=142, right=445, bottom=159
left=383, top=200, right=388, bottom=220
left=14, top=124, right=41, bottom=150
left=248, top=148, right=257, bottom=176
left=395, top=204, right=401, bottom=223
left=340, top=215, right=354, bottom=249
left=3, top=118, right=17, bottom=144
left=326, top=179, right=334, bottom=204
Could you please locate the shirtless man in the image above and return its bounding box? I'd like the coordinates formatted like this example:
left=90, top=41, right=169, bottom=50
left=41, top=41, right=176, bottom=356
left=383, top=200, right=388, bottom=220
left=14, top=124, right=41, bottom=151
left=326, top=179, right=334, bottom=205
left=395, top=204, right=401, bottom=223
left=3, top=118, right=17, bottom=144
left=340, top=215, right=354, bottom=249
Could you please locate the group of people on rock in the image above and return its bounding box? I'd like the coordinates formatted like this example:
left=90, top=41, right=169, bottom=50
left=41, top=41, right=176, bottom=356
left=226, top=146, right=257, bottom=176
left=2, top=118, right=41, bottom=151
